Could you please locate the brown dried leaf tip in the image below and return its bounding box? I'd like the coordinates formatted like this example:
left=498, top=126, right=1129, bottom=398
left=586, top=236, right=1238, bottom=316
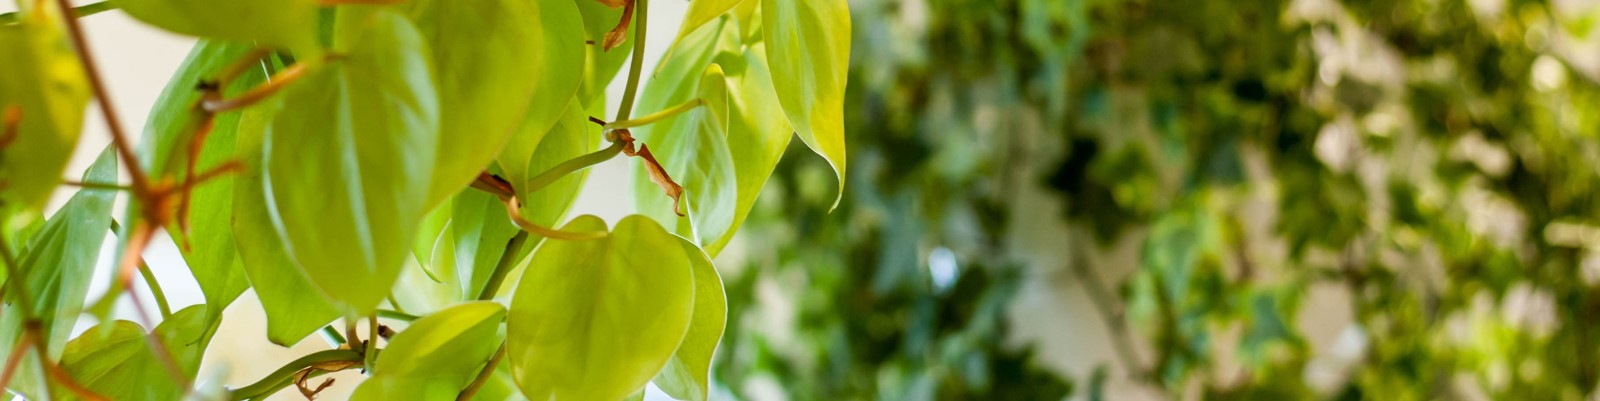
left=601, top=0, right=637, bottom=51
left=293, top=360, right=361, bottom=400
left=631, top=144, right=685, bottom=217
left=0, top=104, right=20, bottom=149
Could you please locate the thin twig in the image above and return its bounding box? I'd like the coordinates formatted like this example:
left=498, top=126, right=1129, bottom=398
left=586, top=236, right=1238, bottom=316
left=605, top=98, right=702, bottom=130
left=614, top=0, right=650, bottom=121
left=0, top=331, right=34, bottom=391
left=201, top=63, right=309, bottom=113
left=135, top=257, right=173, bottom=319
left=54, top=0, right=151, bottom=194
left=226, top=350, right=363, bottom=400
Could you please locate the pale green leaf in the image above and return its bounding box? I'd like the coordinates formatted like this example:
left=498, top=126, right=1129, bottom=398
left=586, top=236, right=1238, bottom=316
left=408, top=0, right=585, bottom=208
left=112, top=0, right=319, bottom=54
left=137, top=40, right=264, bottom=327
left=0, top=149, right=116, bottom=400
left=492, top=0, right=587, bottom=184
left=58, top=305, right=211, bottom=400
left=263, top=8, right=440, bottom=316
left=574, top=0, right=634, bottom=106
left=761, top=0, right=850, bottom=208
left=451, top=189, right=524, bottom=298
left=703, top=45, right=792, bottom=256
left=514, top=97, right=601, bottom=234
left=633, top=18, right=739, bottom=243
left=507, top=215, right=695, bottom=401
left=352, top=301, right=506, bottom=401
left=413, top=196, right=453, bottom=280
left=652, top=239, right=726, bottom=401
left=0, top=5, right=89, bottom=214
left=232, top=87, right=340, bottom=346
left=675, top=0, right=744, bottom=47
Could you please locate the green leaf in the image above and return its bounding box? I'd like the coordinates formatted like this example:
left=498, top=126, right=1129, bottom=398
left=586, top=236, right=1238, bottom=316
left=507, top=215, right=695, bottom=401
left=633, top=18, right=739, bottom=243
left=137, top=40, right=263, bottom=328
left=232, top=75, right=339, bottom=346
left=652, top=239, right=726, bottom=401
left=703, top=44, right=791, bottom=256
left=492, top=0, right=588, bottom=186
left=514, top=98, right=601, bottom=236
left=407, top=0, right=586, bottom=208
left=451, top=189, right=524, bottom=298
left=413, top=196, right=453, bottom=280
left=263, top=8, right=440, bottom=316
left=761, top=0, right=850, bottom=208
left=58, top=305, right=212, bottom=400
left=352, top=302, right=505, bottom=400
left=0, top=5, right=90, bottom=215
left=574, top=0, right=633, bottom=106
left=0, top=148, right=116, bottom=399
left=111, top=0, right=319, bottom=55
left=674, top=0, right=744, bottom=48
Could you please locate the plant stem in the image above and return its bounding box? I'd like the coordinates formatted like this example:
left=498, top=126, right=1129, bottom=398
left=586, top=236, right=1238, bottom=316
left=318, top=326, right=346, bottom=348
left=523, top=141, right=625, bottom=193
left=455, top=344, right=506, bottom=401
left=53, top=0, right=151, bottom=195
left=0, top=1, right=114, bottom=24
left=476, top=232, right=530, bottom=301
left=377, top=309, right=419, bottom=322
left=614, top=0, right=650, bottom=121
left=135, top=259, right=173, bottom=319
left=227, top=349, right=363, bottom=400
left=606, top=98, right=702, bottom=130
left=364, top=314, right=378, bottom=374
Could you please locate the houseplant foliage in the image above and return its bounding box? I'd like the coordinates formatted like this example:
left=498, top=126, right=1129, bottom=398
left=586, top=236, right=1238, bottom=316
left=0, top=0, right=848, bottom=398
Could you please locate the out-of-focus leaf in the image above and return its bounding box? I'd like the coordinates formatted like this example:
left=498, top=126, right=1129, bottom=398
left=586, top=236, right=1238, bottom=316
left=58, top=305, right=211, bottom=400
left=652, top=239, right=726, bottom=401
left=575, top=0, right=633, bottom=106
left=507, top=215, right=694, bottom=401
left=112, top=0, right=319, bottom=55
left=0, top=149, right=115, bottom=399
left=232, top=69, right=339, bottom=346
left=0, top=4, right=89, bottom=215
left=407, top=0, right=583, bottom=208
left=491, top=0, right=586, bottom=185
left=351, top=302, right=505, bottom=400
left=703, top=45, right=791, bottom=256
left=263, top=8, right=439, bottom=316
left=762, top=0, right=850, bottom=208
left=136, top=40, right=262, bottom=328
left=633, top=18, right=739, bottom=243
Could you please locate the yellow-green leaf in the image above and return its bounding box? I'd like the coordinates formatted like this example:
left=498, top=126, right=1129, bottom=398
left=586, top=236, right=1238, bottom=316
left=59, top=305, right=212, bottom=400
left=652, top=238, right=726, bottom=401
left=263, top=8, right=439, bottom=316
left=507, top=215, right=695, bottom=401
left=408, top=0, right=586, bottom=208
left=112, top=0, right=319, bottom=54
left=674, top=0, right=744, bottom=48
left=703, top=44, right=792, bottom=256
left=761, top=0, right=850, bottom=208
left=352, top=302, right=505, bottom=401
left=0, top=4, right=89, bottom=215
left=575, top=0, right=634, bottom=105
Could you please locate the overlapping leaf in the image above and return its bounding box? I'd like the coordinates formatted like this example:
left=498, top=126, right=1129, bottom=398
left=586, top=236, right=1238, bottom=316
left=58, top=305, right=211, bottom=400
left=652, top=238, right=726, bottom=401
left=575, top=0, right=635, bottom=105
left=674, top=0, right=744, bottom=47
left=762, top=0, right=851, bottom=208
left=352, top=302, right=505, bottom=400
left=704, top=44, right=792, bottom=256
left=262, top=8, right=440, bottom=316
left=633, top=18, right=739, bottom=243
left=408, top=0, right=585, bottom=208
left=0, top=4, right=89, bottom=215
left=492, top=1, right=587, bottom=186
left=507, top=215, right=694, bottom=401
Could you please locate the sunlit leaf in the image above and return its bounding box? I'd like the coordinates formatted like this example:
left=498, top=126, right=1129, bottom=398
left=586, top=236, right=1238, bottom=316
left=492, top=0, right=587, bottom=185
left=59, top=305, right=211, bottom=400
left=112, top=0, right=319, bottom=55
left=450, top=189, right=524, bottom=299
left=263, top=8, right=440, bottom=316
left=761, top=0, right=850, bottom=208
left=232, top=87, right=339, bottom=346
left=507, top=215, right=695, bottom=401
left=514, top=98, right=601, bottom=237
left=674, top=0, right=743, bottom=48
left=633, top=18, right=739, bottom=243
left=703, top=45, right=791, bottom=256
left=0, top=4, right=89, bottom=215
left=407, top=0, right=584, bottom=208
left=352, top=302, right=505, bottom=400
left=575, top=0, right=634, bottom=106
left=652, top=239, right=726, bottom=401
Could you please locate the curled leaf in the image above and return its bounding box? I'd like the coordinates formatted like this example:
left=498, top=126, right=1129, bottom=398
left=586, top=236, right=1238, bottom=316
left=602, top=0, right=636, bottom=51
left=629, top=143, right=685, bottom=217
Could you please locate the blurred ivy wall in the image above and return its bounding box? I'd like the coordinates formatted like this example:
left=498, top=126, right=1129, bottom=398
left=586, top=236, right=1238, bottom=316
left=714, top=0, right=1600, bottom=400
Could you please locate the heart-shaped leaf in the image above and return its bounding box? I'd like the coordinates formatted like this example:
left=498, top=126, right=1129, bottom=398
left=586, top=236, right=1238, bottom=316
left=507, top=215, right=695, bottom=401
left=652, top=238, right=726, bottom=401
left=762, top=0, right=850, bottom=208
left=112, top=0, right=320, bottom=55
left=263, top=7, right=439, bottom=316
left=58, top=305, right=212, bottom=400
left=352, top=302, right=505, bottom=400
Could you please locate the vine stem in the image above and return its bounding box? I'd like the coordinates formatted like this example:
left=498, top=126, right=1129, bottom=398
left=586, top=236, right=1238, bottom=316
left=522, top=141, right=625, bottom=193
left=614, top=0, right=650, bottom=121
left=226, top=350, right=363, bottom=400
left=53, top=0, right=151, bottom=195
left=475, top=232, right=530, bottom=301
left=0, top=1, right=113, bottom=24
left=606, top=98, right=701, bottom=130
left=455, top=344, right=506, bottom=401
left=135, top=258, right=173, bottom=319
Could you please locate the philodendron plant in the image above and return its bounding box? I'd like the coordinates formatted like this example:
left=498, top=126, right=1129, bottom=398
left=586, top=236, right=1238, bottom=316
left=0, top=0, right=848, bottom=398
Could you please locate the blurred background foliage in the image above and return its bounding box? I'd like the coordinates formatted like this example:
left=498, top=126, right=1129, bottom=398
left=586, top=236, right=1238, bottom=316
left=712, top=0, right=1600, bottom=399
